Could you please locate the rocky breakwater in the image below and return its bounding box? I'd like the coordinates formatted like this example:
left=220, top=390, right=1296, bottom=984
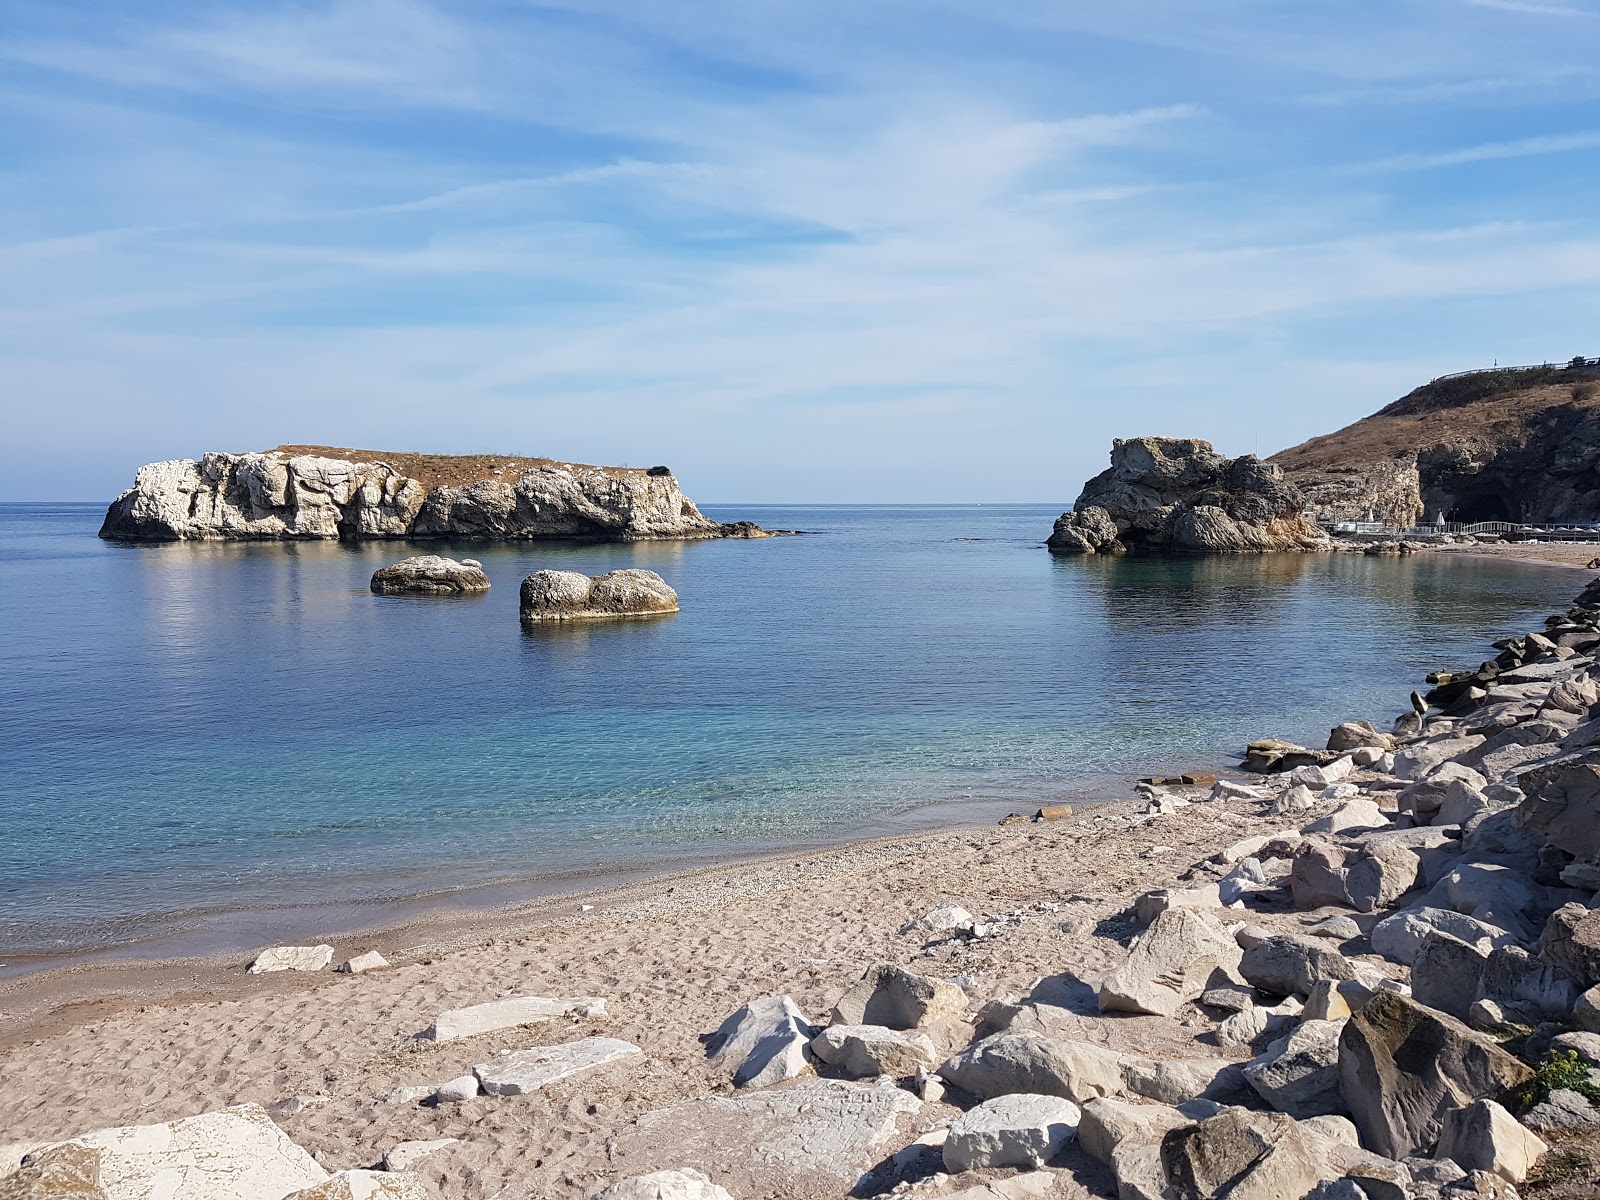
left=99, top=447, right=766, bottom=543
left=519, top=569, right=679, bottom=622
left=1047, top=436, right=1330, bottom=554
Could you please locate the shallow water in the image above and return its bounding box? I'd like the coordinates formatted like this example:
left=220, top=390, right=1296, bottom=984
left=0, top=502, right=1577, bottom=957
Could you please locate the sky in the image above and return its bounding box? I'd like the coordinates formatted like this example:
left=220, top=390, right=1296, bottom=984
left=5, top=2, right=1600, bottom=503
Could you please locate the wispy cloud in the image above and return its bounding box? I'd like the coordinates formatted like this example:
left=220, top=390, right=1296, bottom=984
left=5, top=1, right=1600, bottom=501
left=1465, top=0, right=1591, bottom=16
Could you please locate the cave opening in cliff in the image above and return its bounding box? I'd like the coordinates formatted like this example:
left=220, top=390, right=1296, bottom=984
left=1449, top=490, right=1516, bottom=523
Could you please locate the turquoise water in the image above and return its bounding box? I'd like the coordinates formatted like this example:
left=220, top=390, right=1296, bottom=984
left=0, top=502, right=1578, bottom=958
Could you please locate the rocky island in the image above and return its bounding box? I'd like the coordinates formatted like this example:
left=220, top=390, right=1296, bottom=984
left=519, top=569, right=680, bottom=622
left=1048, top=436, right=1330, bottom=555
left=99, top=446, right=770, bottom=543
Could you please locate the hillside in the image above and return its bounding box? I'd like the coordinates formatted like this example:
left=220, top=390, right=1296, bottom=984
left=1271, top=362, right=1600, bottom=526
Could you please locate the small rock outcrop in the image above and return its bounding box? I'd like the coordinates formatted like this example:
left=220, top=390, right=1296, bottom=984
left=1047, top=437, right=1329, bottom=555
left=519, top=569, right=679, bottom=622
left=370, top=555, right=491, bottom=595
left=100, top=448, right=763, bottom=543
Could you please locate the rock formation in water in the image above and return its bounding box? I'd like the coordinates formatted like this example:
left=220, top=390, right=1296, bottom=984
left=1273, top=361, right=1600, bottom=525
left=100, top=447, right=761, bottom=543
left=1047, top=437, right=1329, bottom=554
left=370, top=556, right=491, bottom=595
left=519, top=569, right=679, bottom=622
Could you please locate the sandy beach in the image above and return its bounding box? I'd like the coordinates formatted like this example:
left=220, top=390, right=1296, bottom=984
left=1, top=786, right=1349, bottom=1199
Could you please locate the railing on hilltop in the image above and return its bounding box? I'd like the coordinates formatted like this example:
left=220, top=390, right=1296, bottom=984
left=1329, top=518, right=1600, bottom=541
left=1430, top=356, right=1600, bottom=383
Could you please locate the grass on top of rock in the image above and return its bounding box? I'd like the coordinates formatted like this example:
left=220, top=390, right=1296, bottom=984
left=1518, top=1050, right=1600, bottom=1112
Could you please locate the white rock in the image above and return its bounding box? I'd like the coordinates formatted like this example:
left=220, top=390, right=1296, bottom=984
left=248, top=945, right=334, bottom=974
left=831, top=963, right=966, bottom=1029
left=424, top=994, right=608, bottom=1041
left=45, top=1103, right=328, bottom=1199
left=380, top=1085, right=435, bottom=1106
left=1301, top=799, right=1386, bottom=836
left=942, top=1093, right=1080, bottom=1172
left=1076, top=1097, right=1190, bottom=1165
left=433, top=1075, right=479, bottom=1103
left=810, top=1024, right=938, bottom=1078
left=382, top=1139, right=458, bottom=1172
left=1097, top=907, right=1242, bottom=1017
left=1211, top=780, right=1270, bottom=802
left=338, top=951, right=389, bottom=975
left=607, top=1080, right=920, bottom=1196
left=474, top=1036, right=643, bottom=1095
left=588, top=1169, right=735, bottom=1200
left=706, top=995, right=816, bottom=1088
left=902, top=902, right=975, bottom=936
left=1434, top=1098, right=1548, bottom=1183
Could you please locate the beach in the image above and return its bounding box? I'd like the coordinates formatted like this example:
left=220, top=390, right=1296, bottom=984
left=1, top=791, right=1334, bottom=1199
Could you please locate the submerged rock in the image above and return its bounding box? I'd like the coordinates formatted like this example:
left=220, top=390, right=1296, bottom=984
left=370, top=555, right=490, bottom=594
left=1046, top=437, right=1329, bottom=555
left=519, top=569, right=679, bottom=622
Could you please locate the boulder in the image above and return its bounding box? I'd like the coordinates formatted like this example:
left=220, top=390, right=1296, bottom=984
left=1435, top=862, right=1543, bottom=941
left=1329, top=722, right=1395, bottom=753
left=1371, top=905, right=1519, bottom=966
left=1245, top=739, right=1327, bottom=773
left=1574, top=983, right=1600, bottom=1032
left=247, top=945, right=333, bottom=974
left=1289, top=758, right=1357, bottom=790
left=381, top=1139, right=458, bottom=1173
left=424, top=994, right=608, bottom=1042
left=1097, top=907, right=1242, bottom=1016
left=1399, top=763, right=1488, bottom=819
left=1393, top=737, right=1486, bottom=782
left=830, top=964, right=966, bottom=1029
left=1159, top=1107, right=1333, bottom=1200
left=706, top=995, right=816, bottom=1088
left=1337, top=992, right=1533, bottom=1159
left=1302, top=800, right=1387, bottom=837
left=1133, top=883, right=1224, bottom=926
left=1523, top=1086, right=1600, bottom=1133
left=587, top=1170, right=735, bottom=1200
left=941, top=1093, right=1081, bottom=1172
left=1046, top=437, right=1328, bottom=555
left=1538, top=902, right=1600, bottom=990
left=605, top=1080, right=920, bottom=1197
left=284, top=1171, right=426, bottom=1198
left=473, top=1036, right=642, bottom=1095
left=1516, top=747, right=1600, bottom=860
left=1076, top=1098, right=1190, bottom=1165
left=1243, top=1019, right=1349, bottom=1118
left=519, top=569, right=679, bottom=622
left=369, top=556, right=490, bottom=595
left=1307, top=916, right=1363, bottom=941
left=1343, top=841, right=1422, bottom=913
left=938, top=1032, right=1124, bottom=1103
left=1304, top=979, right=1374, bottom=1022
left=1240, top=934, right=1359, bottom=998
left=1433, top=1099, right=1547, bottom=1184
left=433, top=1075, right=479, bottom=1102
left=809, top=1025, right=938, bottom=1079
left=32, top=1104, right=328, bottom=1199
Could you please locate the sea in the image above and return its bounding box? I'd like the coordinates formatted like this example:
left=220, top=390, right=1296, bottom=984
left=0, top=502, right=1580, bottom=967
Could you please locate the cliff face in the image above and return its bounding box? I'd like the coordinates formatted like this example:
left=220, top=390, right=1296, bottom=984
left=1273, top=365, right=1600, bottom=525
left=1047, top=436, right=1329, bottom=554
left=99, top=447, right=744, bottom=542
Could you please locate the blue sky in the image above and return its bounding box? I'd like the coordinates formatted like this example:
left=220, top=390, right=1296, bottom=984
left=5, top=1, right=1600, bottom=503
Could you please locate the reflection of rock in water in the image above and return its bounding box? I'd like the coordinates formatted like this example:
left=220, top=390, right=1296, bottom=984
left=1047, top=437, right=1329, bottom=556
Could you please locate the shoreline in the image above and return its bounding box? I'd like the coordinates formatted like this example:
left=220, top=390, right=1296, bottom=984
left=0, top=781, right=1138, bottom=979
left=5, top=547, right=1600, bottom=1197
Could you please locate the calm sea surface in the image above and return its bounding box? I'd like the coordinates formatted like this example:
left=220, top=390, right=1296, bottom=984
left=0, top=502, right=1579, bottom=961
